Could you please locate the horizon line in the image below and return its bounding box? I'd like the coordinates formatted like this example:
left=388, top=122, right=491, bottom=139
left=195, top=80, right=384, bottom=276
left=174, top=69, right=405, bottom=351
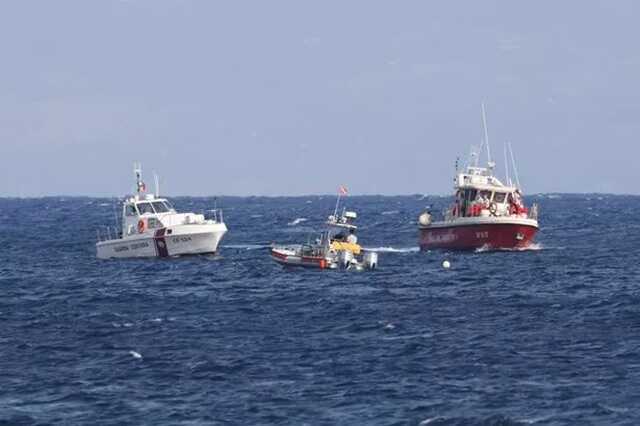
left=1, top=191, right=639, bottom=199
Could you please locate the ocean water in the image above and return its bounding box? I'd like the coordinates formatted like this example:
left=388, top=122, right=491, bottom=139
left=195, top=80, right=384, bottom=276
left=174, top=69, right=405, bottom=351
left=1, top=194, right=639, bottom=425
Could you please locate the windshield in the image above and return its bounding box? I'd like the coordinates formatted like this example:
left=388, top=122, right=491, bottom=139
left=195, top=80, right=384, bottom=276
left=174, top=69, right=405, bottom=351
left=137, top=202, right=155, bottom=214
left=152, top=201, right=170, bottom=213
left=125, top=204, right=138, bottom=216
left=163, top=201, right=175, bottom=211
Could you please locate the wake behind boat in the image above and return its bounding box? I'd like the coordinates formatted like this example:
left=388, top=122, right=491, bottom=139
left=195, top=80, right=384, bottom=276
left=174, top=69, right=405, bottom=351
left=96, top=164, right=227, bottom=259
left=271, top=188, right=378, bottom=270
left=418, top=106, right=539, bottom=251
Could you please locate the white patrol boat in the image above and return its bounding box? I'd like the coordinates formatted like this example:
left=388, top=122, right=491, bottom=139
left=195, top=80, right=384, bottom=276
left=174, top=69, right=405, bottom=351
left=96, top=164, right=227, bottom=259
left=270, top=191, right=378, bottom=270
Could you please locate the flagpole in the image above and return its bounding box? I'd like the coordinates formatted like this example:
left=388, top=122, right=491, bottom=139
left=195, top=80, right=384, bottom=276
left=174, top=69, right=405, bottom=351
left=333, top=193, right=341, bottom=218
left=333, top=186, right=347, bottom=218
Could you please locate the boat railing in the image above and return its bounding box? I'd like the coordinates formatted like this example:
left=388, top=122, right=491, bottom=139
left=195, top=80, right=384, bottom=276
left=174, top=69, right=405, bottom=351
left=96, top=226, right=121, bottom=242
left=206, top=209, right=223, bottom=223
left=443, top=208, right=454, bottom=222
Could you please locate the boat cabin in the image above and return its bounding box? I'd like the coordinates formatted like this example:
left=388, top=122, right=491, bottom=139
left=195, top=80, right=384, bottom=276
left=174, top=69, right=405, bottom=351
left=451, top=166, right=529, bottom=219
left=325, top=210, right=360, bottom=249
left=120, top=194, right=173, bottom=236
left=120, top=194, right=219, bottom=237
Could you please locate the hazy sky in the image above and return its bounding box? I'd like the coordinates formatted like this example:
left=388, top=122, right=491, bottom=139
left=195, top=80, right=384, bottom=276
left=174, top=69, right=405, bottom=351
left=1, top=1, right=639, bottom=196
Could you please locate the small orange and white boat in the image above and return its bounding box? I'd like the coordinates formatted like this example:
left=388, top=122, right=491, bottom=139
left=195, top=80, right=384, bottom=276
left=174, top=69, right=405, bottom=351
left=271, top=189, right=378, bottom=270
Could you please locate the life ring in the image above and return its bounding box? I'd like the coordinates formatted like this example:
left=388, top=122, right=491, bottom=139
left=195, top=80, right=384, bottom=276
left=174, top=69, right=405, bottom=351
left=137, top=219, right=146, bottom=233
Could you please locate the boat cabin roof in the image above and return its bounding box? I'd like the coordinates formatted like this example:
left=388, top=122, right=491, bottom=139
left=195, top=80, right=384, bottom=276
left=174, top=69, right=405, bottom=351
left=456, top=168, right=516, bottom=193
left=328, top=222, right=357, bottom=231
left=124, top=196, right=176, bottom=216
left=326, top=211, right=358, bottom=230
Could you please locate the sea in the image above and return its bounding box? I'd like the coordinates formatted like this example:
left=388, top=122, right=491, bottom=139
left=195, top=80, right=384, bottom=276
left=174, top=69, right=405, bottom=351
left=1, top=194, right=639, bottom=425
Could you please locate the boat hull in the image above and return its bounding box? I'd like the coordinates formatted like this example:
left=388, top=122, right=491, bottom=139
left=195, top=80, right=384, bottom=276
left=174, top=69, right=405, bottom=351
left=419, top=219, right=538, bottom=251
left=270, top=248, right=333, bottom=269
left=96, top=223, right=227, bottom=259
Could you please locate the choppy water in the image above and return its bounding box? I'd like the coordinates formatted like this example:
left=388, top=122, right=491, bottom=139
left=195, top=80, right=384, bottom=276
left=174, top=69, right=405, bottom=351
left=1, top=194, right=640, bottom=425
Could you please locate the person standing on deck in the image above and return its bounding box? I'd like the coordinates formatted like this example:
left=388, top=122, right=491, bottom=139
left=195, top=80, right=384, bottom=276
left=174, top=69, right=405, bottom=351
left=346, top=228, right=358, bottom=244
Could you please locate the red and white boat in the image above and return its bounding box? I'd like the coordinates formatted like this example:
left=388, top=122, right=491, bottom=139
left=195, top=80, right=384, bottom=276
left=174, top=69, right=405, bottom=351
left=418, top=106, right=539, bottom=251
left=270, top=190, right=379, bottom=270
left=96, top=163, right=227, bottom=259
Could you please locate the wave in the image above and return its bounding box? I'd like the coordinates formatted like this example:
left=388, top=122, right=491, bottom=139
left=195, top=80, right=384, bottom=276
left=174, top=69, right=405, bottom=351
left=381, top=210, right=400, bottom=215
left=420, top=415, right=526, bottom=425
left=364, top=246, right=420, bottom=253
left=475, top=243, right=543, bottom=253
left=223, top=244, right=271, bottom=250
left=288, top=218, right=308, bottom=226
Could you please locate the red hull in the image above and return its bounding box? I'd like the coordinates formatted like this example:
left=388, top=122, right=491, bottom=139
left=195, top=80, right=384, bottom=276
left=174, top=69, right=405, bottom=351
left=420, top=223, right=538, bottom=250
left=270, top=249, right=328, bottom=269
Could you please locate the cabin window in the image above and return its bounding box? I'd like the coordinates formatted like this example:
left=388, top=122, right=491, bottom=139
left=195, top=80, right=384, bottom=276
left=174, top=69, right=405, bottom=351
left=459, top=189, right=477, bottom=217
left=147, top=217, right=161, bottom=229
left=494, top=192, right=506, bottom=203
left=152, top=201, right=169, bottom=213
left=163, top=201, right=175, bottom=211
left=137, top=202, right=155, bottom=214
left=478, top=190, right=491, bottom=201
left=463, top=189, right=477, bottom=202
left=125, top=205, right=138, bottom=216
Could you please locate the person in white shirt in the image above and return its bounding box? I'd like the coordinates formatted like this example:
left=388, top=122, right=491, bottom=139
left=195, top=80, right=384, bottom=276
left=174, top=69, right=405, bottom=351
left=346, top=229, right=358, bottom=244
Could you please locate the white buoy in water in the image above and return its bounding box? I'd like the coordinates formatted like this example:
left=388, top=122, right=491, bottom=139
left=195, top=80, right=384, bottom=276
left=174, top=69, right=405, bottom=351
left=442, top=260, right=451, bottom=269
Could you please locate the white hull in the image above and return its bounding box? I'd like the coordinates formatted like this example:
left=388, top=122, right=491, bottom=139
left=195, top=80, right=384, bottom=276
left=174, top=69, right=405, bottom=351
left=96, top=223, right=227, bottom=259
left=420, top=215, right=538, bottom=229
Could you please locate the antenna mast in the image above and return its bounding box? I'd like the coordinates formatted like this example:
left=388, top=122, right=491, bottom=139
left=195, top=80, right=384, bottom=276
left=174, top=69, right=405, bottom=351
left=113, top=197, right=119, bottom=234
left=133, top=162, right=145, bottom=196
left=333, top=194, right=342, bottom=219
left=503, top=142, right=511, bottom=186
left=508, top=142, right=522, bottom=190
left=481, top=103, right=492, bottom=168
left=467, top=145, right=478, bottom=168
left=154, top=172, right=160, bottom=197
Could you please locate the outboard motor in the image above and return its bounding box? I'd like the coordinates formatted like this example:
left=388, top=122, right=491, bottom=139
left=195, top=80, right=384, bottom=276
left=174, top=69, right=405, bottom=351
left=338, top=250, right=354, bottom=269
left=363, top=251, right=378, bottom=270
